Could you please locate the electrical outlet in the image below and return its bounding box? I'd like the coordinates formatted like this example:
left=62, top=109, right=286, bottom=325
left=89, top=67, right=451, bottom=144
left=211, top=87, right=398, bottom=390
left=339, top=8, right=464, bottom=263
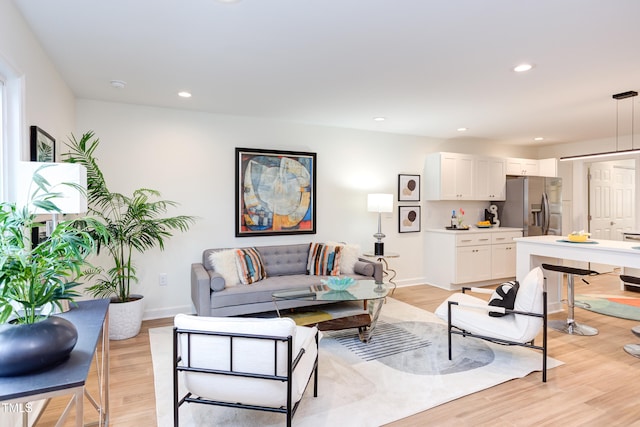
left=159, top=273, right=168, bottom=286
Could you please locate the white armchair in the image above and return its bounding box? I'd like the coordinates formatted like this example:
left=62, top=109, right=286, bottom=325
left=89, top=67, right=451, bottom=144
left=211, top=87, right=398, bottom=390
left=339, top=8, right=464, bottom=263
left=435, top=267, right=548, bottom=382
left=173, top=314, right=319, bottom=426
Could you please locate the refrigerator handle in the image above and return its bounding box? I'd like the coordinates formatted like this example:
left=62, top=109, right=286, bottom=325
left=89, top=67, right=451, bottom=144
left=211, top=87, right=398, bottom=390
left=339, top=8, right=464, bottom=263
left=542, top=192, right=550, bottom=235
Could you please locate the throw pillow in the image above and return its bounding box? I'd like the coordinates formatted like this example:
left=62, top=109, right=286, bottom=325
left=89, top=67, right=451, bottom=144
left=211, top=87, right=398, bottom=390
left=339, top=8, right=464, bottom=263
left=307, top=243, right=342, bottom=276
left=326, top=241, right=360, bottom=274
left=208, top=249, right=240, bottom=287
left=488, top=280, right=519, bottom=317
left=235, top=247, right=267, bottom=285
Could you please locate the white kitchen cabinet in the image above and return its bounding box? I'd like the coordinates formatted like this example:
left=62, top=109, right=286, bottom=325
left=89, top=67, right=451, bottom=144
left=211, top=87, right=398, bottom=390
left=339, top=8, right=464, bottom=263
left=456, top=245, right=492, bottom=283
left=537, top=158, right=558, bottom=177
left=506, top=157, right=539, bottom=176
left=491, top=243, right=517, bottom=279
left=424, top=228, right=523, bottom=289
left=425, top=152, right=475, bottom=200
left=475, top=157, right=506, bottom=200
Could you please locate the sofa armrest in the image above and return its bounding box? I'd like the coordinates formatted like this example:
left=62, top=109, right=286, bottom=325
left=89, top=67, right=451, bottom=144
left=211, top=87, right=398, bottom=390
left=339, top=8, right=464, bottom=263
left=357, top=257, right=383, bottom=284
left=191, top=263, right=213, bottom=316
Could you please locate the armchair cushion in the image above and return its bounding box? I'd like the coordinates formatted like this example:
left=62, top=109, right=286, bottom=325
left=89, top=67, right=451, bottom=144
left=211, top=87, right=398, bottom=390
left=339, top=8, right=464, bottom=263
left=435, top=267, right=544, bottom=343
left=174, top=314, right=318, bottom=408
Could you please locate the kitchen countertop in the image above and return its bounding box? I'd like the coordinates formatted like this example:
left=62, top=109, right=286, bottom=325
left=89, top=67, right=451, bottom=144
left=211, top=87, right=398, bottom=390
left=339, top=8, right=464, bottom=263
left=426, top=227, right=523, bottom=234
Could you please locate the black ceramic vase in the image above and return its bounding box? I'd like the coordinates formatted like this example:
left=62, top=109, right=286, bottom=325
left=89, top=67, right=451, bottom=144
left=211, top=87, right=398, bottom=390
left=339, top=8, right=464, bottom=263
left=0, top=316, right=78, bottom=377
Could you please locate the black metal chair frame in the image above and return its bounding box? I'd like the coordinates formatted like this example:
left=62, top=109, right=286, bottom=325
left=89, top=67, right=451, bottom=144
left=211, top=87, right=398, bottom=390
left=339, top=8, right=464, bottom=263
left=446, top=285, right=548, bottom=382
left=173, top=327, right=319, bottom=427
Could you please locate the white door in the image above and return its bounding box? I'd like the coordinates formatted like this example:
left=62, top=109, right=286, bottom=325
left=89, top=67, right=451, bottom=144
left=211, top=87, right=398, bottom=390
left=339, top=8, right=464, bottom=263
left=588, top=160, right=636, bottom=272
left=589, top=161, right=635, bottom=240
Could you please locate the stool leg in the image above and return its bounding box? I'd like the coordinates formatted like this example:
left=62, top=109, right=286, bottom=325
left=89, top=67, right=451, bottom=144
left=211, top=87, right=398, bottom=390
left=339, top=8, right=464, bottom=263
left=549, top=274, right=598, bottom=336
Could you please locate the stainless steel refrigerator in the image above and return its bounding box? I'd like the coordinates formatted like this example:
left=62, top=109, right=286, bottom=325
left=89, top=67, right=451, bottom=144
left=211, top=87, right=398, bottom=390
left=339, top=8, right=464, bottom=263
left=498, top=176, right=562, bottom=236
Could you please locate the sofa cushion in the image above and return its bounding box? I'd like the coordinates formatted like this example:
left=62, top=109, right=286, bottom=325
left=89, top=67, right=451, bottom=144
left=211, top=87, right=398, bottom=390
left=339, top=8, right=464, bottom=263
left=257, top=243, right=310, bottom=276
left=208, top=249, right=240, bottom=287
left=235, top=247, right=267, bottom=285
left=327, top=241, right=360, bottom=274
left=307, top=243, right=342, bottom=276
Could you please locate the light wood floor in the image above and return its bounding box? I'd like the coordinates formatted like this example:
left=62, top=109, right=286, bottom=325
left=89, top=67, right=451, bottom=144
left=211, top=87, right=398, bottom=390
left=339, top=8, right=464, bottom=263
left=38, top=270, right=640, bottom=426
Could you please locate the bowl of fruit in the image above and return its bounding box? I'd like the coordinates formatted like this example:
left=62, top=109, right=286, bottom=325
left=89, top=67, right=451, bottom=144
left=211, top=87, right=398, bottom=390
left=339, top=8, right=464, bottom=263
left=567, top=231, right=591, bottom=242
left=476, top=220, right=492, bottom=228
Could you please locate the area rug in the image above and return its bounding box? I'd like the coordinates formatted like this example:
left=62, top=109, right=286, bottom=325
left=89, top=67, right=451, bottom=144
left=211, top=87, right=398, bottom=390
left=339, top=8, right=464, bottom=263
left=577, top=294, right=640, bottom=321
left=150, top=299, right=562, bottom=427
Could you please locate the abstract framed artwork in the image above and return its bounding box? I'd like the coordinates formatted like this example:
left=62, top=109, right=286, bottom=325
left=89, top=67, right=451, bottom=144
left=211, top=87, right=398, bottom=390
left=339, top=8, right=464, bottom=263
left=398, top=174, right=420, bottom=201
left=235, top=147, right=316, bottom=237
left=30, top=126, right=56, bottom=162
left=399, top=205, right=421, bottom=233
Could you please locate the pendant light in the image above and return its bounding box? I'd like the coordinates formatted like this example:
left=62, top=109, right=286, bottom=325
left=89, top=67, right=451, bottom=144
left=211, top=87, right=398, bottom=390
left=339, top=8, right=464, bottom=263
left=560, top=91, right=639, bottom=161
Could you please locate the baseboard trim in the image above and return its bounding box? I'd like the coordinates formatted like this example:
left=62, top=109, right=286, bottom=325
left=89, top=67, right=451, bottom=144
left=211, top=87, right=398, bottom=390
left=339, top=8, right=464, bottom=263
left=143, top=304, right=193, bottom=321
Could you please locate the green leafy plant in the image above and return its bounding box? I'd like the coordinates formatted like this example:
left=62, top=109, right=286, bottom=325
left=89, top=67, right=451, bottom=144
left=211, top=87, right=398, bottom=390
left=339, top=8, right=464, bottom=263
left=0, top=166, right=105, bottom=324
left=63, top=131, right=196, bottom=303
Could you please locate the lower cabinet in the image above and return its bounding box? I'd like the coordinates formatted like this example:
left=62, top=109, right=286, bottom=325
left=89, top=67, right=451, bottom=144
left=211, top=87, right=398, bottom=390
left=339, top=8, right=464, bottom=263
left=425, top=229, right=522, bottom=290
left=455, top=245, right=491, bottom=283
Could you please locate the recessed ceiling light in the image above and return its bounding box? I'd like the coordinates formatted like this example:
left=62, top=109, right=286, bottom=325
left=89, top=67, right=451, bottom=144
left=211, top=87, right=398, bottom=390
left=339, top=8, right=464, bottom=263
left=534, top=137, right=545, bottom=141
left=457, top=127, right=468, bottom=132
left=373, top=117, right=385, bottom=122
left=178, top=91, right=192, bottom=98
left=110, top=80, right=126, bottom=89
left=513, top=63, right=534, bottom=73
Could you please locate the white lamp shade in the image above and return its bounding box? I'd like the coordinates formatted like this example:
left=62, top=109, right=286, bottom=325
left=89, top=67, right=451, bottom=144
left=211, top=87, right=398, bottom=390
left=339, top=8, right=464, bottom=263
left=16, top=161, right=88, bottom=214
left=367, top=193, right=393, bottom=213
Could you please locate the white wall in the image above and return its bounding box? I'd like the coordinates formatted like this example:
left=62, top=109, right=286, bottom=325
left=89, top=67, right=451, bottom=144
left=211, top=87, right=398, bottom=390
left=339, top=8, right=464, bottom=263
left=0, top=0, right=75, bottom=162
left=74, top=100, right=431, bottom=317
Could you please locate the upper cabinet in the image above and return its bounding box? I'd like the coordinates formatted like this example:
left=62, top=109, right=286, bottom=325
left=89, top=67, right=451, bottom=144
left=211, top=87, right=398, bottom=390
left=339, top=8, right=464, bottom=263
left=425, top=153, right=558, bottom=201
left=425, top=153, right=505, bottom=201
left=426, top=152, right=475, bottom=200
left=505, top=157, right=539, bottom=176
left=475, top=156, right=506, bottom=200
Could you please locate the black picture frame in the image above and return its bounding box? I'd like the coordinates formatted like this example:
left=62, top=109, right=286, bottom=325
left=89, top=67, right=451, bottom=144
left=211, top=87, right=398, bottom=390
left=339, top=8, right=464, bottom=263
left=30, top=126, right=56, bottom=162
left=235, top=147, right=316, bottom=237
left=399, top=205, right=421, bottom=233
left=398, top=174, right=420, bottom=201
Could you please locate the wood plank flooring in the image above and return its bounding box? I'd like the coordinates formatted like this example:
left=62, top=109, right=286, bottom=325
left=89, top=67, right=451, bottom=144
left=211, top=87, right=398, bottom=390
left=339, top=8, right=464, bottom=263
left=37, top=270, right=640, bottom=426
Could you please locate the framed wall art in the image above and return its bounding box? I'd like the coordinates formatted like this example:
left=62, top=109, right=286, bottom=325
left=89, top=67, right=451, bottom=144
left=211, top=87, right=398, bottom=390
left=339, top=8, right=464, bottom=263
left=235, top=148, right=316, bottom=237
left=30, top=126, right=56, bottom=162
left=398, top=174, right=420, bottom=201
left=399, top=205, right=421, bottom=233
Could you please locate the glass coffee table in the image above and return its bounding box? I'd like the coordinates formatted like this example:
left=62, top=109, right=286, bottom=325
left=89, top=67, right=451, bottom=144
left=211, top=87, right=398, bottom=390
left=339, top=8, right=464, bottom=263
left=272, top=279, right=389, bottom=343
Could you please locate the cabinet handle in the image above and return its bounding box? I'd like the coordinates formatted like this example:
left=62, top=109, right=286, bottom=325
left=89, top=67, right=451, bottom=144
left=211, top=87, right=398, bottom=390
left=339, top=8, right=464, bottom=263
left=461, top=239, right=472, bottom=242
left=479, top=238, right=489, bottom=241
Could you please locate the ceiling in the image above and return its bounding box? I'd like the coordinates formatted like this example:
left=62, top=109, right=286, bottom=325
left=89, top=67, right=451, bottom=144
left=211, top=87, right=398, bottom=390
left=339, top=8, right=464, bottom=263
left=13, top=0, right=640, bottom=146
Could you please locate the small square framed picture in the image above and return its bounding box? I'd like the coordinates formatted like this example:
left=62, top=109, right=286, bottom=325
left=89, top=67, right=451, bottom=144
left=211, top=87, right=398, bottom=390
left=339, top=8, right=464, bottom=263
left=398, top=174, right=420, bottom=201
left=399, top=205, right=421, bottom=233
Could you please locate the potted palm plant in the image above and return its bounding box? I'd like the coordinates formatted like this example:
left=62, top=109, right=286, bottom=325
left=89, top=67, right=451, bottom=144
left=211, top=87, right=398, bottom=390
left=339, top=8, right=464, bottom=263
left=63, top=131, right=196, bottom=340
left=0, top=164, right=105, bottom=376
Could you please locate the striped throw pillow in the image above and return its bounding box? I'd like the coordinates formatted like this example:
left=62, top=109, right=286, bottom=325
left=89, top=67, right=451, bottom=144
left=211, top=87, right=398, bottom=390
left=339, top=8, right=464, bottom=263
left=234, top=247, right=267, bottom=285
left=307, top=243, right=342, bottom=276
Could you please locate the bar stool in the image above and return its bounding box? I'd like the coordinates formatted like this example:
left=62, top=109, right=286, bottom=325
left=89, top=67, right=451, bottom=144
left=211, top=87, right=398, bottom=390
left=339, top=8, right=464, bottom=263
left=620, top=275, right=640, bottom=358
left=541, top=263, right=599, bottom=336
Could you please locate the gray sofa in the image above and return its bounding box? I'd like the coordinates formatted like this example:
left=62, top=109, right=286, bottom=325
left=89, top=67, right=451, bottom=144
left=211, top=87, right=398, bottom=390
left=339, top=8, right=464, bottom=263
left=191, top=243, right=383, bottom=317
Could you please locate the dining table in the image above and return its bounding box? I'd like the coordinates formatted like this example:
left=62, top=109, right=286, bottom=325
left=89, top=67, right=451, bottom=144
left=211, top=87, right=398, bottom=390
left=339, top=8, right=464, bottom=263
left=514, top=235, right=640, bottom=312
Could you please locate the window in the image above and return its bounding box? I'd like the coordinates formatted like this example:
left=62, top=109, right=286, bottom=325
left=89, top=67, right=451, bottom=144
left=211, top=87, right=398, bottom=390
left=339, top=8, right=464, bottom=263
left=0, top=61, right=25, bottom=203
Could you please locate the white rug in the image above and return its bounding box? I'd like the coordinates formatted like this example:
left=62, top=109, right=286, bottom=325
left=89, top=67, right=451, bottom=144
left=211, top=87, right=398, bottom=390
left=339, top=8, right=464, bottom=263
left=150, top=298, right=562, bottom=426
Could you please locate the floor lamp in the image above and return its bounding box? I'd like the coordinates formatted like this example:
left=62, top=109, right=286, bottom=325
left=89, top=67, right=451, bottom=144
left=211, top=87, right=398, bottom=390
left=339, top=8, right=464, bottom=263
left=367, top=193, right=393, bottom=256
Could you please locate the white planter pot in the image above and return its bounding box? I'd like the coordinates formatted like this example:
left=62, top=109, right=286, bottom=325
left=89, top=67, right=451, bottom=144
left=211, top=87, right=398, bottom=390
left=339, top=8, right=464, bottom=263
left=108, top=295, right=144, bottom=340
